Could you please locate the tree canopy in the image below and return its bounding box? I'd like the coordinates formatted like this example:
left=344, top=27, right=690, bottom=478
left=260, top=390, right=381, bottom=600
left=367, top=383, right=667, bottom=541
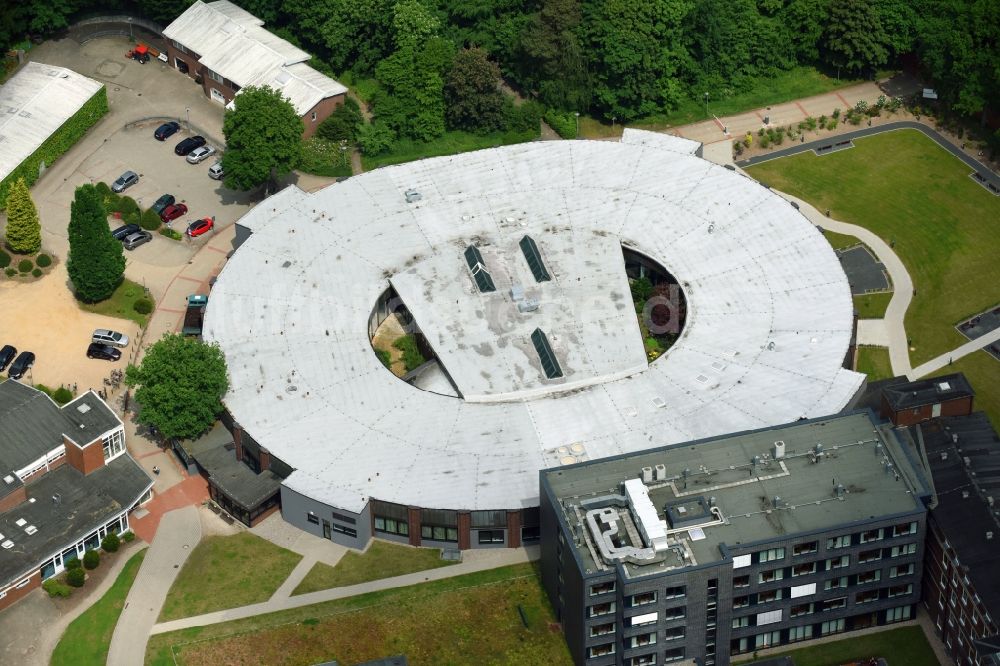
left=221, top=85, right=304, bottom=191
left=125, top=334, right=229, bottom=441
left=66, top=184, right=125, bottom=303
left=445, top=47, right=505, bottom=133
left=4, top=177, right=42, bottom=254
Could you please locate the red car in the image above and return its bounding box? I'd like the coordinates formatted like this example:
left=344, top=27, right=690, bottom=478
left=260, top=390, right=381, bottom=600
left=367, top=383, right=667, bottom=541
left=160, top=202, right=188, bottom=223
left=186, top=217, right=214, bottom=237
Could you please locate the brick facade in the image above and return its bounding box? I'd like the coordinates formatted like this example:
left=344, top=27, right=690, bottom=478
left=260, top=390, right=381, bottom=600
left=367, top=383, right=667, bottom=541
left=882, top=395, right=974, bottom=426
left=457, top=511, right=471, bottom=550
left=0, top=486, right=27, bottom=513
left=63, top=434, right=105, bottom=476
left=506, top=510, right=522, bottom=548
left=301, top=93, right=345, bottom=139
left=408, top=506, right=422, bottom=547
left=0, top=571, right=41, bottom=613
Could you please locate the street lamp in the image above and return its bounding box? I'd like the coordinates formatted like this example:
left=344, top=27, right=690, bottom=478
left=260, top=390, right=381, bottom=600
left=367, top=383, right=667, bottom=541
left=703, top=92, right=709, bottom=116
left=185, top=107, right=190, bottom=128
left=611, top=116, right=617, bottom=131
left=574, top=112, right=580, bottom=138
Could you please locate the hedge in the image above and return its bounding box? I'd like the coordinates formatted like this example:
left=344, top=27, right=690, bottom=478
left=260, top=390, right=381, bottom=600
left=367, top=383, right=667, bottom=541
left=0, top=249, right=9, bottom=268
left=543, top=109, right=578, bottom=139
left=0, top=87, right=108, bottom=210
left=42, top=578, right=73, bottom=598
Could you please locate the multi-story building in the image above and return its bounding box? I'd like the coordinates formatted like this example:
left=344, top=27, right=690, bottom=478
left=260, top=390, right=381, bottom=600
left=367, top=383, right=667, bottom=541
left=540, top=411, right=931, bottom=666
left=917, top=412, right=1000, bottom=665
left=0, top=381, right=152, bottom=611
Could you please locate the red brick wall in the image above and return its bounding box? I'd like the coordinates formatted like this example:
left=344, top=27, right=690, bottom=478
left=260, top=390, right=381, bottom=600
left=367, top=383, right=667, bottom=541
left=408, top=506, right=422, bottom=547
left=203, top=76, right=233, bottom=106
left=507, top=510, right=522, bottom=548
left=259, top=448, right=271, bottom=472
left=164, top=43, right=201, bottom=81
left=457, top=512, right=471, bottom=550
left=885, top=396, right=974, bottom=426
left=0, top=486, right=27, bottom=513
left=0, top=571, right=40, bottom=612
left=63, top=435, right=105, bottom=476
left=234, top=426, right=244, bottom=462
left=301, top=93, right=345, bottom=139
left=248, top=503, right=280, bottom=527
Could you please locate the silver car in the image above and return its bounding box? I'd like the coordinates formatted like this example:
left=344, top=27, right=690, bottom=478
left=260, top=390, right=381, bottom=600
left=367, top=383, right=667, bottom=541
left=111, top=170, right=139, bottom=193
left=123, top=230, right=152, bottom=250
left=92, top=328, right=130, bottom=347
left=186, top=145, right=216, bottom=164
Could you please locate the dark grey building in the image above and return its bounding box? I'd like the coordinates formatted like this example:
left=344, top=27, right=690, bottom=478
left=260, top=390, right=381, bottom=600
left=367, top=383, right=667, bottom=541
left=540, top=411, right=931, bottom=666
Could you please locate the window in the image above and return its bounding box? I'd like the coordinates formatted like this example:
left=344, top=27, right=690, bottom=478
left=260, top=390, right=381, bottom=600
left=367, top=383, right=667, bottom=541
left=888, top=583, right=913, bottom=598
left=331, top=523, right=357, bottom=537
left=330, top=511, right=357, bottom=525
left=311, top=111, right=317, bottom=122
left=590, top=581, right=616, bottom=596
left=821, top=618, right=845, bottom=635
left=856, top=570, right=881, bottom=585
left=827, top=555, right=850, bottom=570
left=756, top=609, right=782, bottom=626
left=208, top=69, right=223, bottom=83
left=629, top=611, right=658, bottom=626
left=734, top=575, right=750, bottom=588
left=857, top=589, right=880, bottom=604
left=788, top=624, right=814, bottom=642
left=793, top=540, right=818, bottom=556
left=890, top=543, right=917, bottom=558
left=733, top=596, right=750, bottom=609
left=732, top=616, right=750, bottom=629
left=792, top=562, right=816, bottom=577
left=521, top=525, right=540, bottom=543
left=827, top=535, right=851, bottom=549
left=886, top=605, right=912, bottom=623
left=890, top=563, right=915, bottom=578
left=374, top=516, right=408, bottom=536
left=588, top=602, right=615, bottom=617
left=171, top=40, right=188, bottom=53
left=306, top=513, right=319, bottom=524
left=663, top=647, right=685, bottom=663
left=588, top=643, right=615, bottom=658
left=892, top=522, right=917, bottom=537
left=373, top=502, right=409, bottom=536
left=103, top=428, right=125, bottom=461
left=790, top=602, right=814, bottom=618
left=759, top=568, right=785, bottom=584
left=477, top=530, right=504, bottom=544
left=664, top=585, right=686, bottom=599
left=629, top=656, right=656, bottom=666
left=663, top=627, right=685, bottom=641
left=755, top=630, right=781, bottom=648
left=733, top=554, right=752, bottom=568
left=823, top=596, right=847, bottom=611
left=628, top=632, right=657, bottom=648
left=663, top=607, right=686, bottom=621
left=758, top=547, right=785, bottom=563
left=630, top=591, right=656, bottom=607
left=757, top=589, right=783, bottom=603
left=791, top=582, right=816, bottom=600
left=589, top=622, right=615, bottom=637
left=858, top=548, right=882, bottom=564
left=421, top=508, right=458, bottom=542
left=860, top=528, right=884, bottom=543
left=824, top=576, right=847, bottom=591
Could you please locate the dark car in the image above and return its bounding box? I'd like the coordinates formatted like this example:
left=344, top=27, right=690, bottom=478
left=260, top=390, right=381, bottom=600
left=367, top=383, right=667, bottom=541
left=174, top=135, right=206, bottom=156
left=154, top=121, right=181, bottom=141
left=86, top=343, right=122, bottom=361
left=160, top=202, right=188, bottom=223
left=111, top=223, right=141, bottom=241
left=0, top=345, right=15, bottom=372
left=151, top=193, right=175, bottom=215
left=186, top=217, right=214, bottom=237
left=8, top=351, right=34, bottom=379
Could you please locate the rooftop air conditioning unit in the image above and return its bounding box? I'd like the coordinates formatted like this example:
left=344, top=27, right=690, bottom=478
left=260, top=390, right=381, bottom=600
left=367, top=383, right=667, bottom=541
left=654, top=463, right=666, bottom=481
left=641, top=466, right=654, bottom=483
left=773, top=440, right=786, bottom=459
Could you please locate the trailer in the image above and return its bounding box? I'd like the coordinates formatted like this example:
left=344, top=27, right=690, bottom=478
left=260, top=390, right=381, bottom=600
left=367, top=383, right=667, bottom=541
left=182, top=294, right=208, bottom=336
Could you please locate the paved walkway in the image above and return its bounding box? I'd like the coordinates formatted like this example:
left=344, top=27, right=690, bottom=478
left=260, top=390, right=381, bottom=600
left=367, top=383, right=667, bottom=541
left=150, top=545, right=538, bottom=635
left=910, top=326, right=1000, bottom=378
left=108, top=506, right=202, bottom=665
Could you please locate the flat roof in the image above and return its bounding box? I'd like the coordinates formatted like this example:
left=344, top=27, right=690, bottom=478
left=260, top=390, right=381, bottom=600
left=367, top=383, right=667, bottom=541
left=204, top=139, right=864, bottom=513
left=544, top=411, right=929, bottom=578
left=0, top=62, right=103, bottom=186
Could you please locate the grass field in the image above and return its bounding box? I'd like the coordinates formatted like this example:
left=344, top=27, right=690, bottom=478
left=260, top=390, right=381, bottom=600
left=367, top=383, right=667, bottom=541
left=823, top=229, right=862, bottom=251
left=746, top=129, right=1000, bottom=365
left=146, top=562, right=572, bottom=666
left=743, top=625, right=938, bottom=666
left=361, top=127, right=539, bottom=170
left=292, top=540, right=455, bottom=595
left=856, top=346, right=894, bottom=381
left=159, top=533, right=301, bottom=621
left=855, top=291, right=893, bottom=319
left=78, top=278, right=152, bottom=327
left=50, top=548, right=147, bottom=666
left=932, top=352, right=1000, bottom=431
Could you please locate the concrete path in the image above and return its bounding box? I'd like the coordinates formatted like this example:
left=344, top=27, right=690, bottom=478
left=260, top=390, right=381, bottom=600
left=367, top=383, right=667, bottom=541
left=856, top=319, right=891, bottom=347
left=151, top=545, right=538, bottom=635
left=910, top=326, right=1000, bottom=379
left=108, top=506, right=202, bottom=665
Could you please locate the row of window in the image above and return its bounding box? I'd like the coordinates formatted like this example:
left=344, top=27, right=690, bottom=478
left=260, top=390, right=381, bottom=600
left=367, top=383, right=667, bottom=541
left=587, top=644, right=685, bottom=663
left=730, top=606, right=912, bottom=655
left=742, top=544, right=918, bottom=586
left=742, top=522, right=919, bottom=566
left=373, top=514, right=540, bottom=544
left=733, top=581, right=913, bottom=611
left=588, top=582, right=686, bottom=599
left=734, top=584, right=915, bottom=626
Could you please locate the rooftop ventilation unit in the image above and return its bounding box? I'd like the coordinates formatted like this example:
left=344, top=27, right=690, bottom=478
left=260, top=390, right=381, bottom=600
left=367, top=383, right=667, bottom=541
left=14, top=518, right=26, bottom=527
left=3, top=475, right=14, bottom=485
left=24, top=525, right=37, bottom=535
left=530, top=328, right=563, bottom=379
left=464, top=245, right=496, bottom=293
left=1, top=540, right=13, bottom=550
left=641, top=466, right=654, bottom=483
left=404, top=189, right=422, bottom=203
left=773, top=440, right=786, bottom=459
left=77, top=403, right=91, bottom=414
left=654, top=463, right=666, bottom=481
left=519, top=235, right=551, bottom=282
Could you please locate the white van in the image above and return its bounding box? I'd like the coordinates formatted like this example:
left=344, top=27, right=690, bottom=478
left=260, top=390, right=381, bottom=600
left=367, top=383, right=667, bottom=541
left=208, top=161, right=224, bottom=180
left=92, top=329, right=130, bottom=348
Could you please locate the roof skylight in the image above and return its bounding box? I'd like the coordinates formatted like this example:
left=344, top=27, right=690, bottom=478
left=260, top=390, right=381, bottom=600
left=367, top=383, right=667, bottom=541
left=519, top=235, right=550, bottom=282
left=464, top=245, right=496, bottom=293
left=531, top=328, right=563, bottom=379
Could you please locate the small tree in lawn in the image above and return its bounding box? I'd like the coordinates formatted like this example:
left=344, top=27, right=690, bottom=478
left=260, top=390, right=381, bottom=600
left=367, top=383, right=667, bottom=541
left=66, top=184, right=125, bottom=302
left=125, top=334, right=229, bottom=441
left=5, top=177, right=42, bottom=254
left=444, top=47, right=505, bottom=134
left=221, top=85, right=303, bottom=191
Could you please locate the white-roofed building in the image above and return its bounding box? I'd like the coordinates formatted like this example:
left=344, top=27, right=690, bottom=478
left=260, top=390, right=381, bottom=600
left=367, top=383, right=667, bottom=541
left=202, top=138, right=866, bottom=552
left=162, top=0, right=347, bottom=138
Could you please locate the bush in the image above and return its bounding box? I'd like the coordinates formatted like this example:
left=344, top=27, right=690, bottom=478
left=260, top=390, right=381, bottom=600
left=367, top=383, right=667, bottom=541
left=832, top=108, right=841, bottom=119
left=133, top=297, right=154, bottom=314
left=101, top=532, right=121, bottom=553
left=543, top=109, right=577, bottom=139
left=357, top=121, right=396, bottom=156
left=65, top=556, right=82, bottom=570
left=36, top=253, right=51, bottom=267
left=83, top=549, right=100, bottom=570
left=316, top=96, right=363, bottom=142
left=5, top=267, right=16, bottom=277
left=392, top=335, right=426, bottom=372
left=159, top=227, right=183, bottom=241
left=66, top=567, right=86, bottom=588
left=94, top=181, right=112, bottom=199
left=375, top=347, right=391, bottom=368
left=733, top=140, right=744, bottom=156
left=140, top=208, right=161, bottom=231
left=121, top=531, right=136, bottom=543
left=0, top=249, right=9, bottom=268
left=17, top=258, right=32, bottom=273
left=827, top=119, right=838, bottom=130
left=32, top=267, right=42, bottom=277
left=52, top=387, right=73, bottom=404
left=43, top=578, right=73, bottom=598
left=503, top=100, right=542, bottom=134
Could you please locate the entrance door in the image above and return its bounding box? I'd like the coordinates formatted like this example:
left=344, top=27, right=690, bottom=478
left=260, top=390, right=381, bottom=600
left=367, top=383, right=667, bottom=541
left=210, top=87, right=225, bottom=104
left=322, top=519, right=332, bottom=540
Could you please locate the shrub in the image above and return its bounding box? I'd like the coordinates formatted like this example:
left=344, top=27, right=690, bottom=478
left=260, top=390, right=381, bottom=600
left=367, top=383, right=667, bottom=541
left=733, top=140, right=743, bottom=156
left=43, top=578, right=73, bottom=598
left=121, top=531, right=136, bottom=543
left=102, top=532, right=121, bottom=553
left=832, top=108, right=841, bottom=119
left=52, top=387, right=73, bottom=404
left=65, top=556, right=83, bottom=570
left=32, top=267, right=42, bottom=277
left=758, top=127, right=765, bottom=137
left=543, top=109, right=577, bottom=139
left=0, top=249, right=9, bottom=268
left=18, top=258, right=32, bottom=273
left=5, top=267, right=16, bottom=277
left=83, top=549, right=100, bottom=570
left=36, top=253, right=51, bottom=267
left=392, top=335, right=426, bottom=372
left=827, top=119, right=838, bottom=130
left=133, top=297, right=154, bottom=314
left=357, top=120, right=396, bottom=156
left=66, top=567, right=86, bottom=588
left=504, top=100, right=542, bottom=134
left=759, top=136, right=771, bottom=149
left=140, top=208, right=161, bottom=231
left=375, top=348, right=391, bottom=368
left=159, top=227, right=183, bottom=241
left=316, top=96, right=363, bottom=142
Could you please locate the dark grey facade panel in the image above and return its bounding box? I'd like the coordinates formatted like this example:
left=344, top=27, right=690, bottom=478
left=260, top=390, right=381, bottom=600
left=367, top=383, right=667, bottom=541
left=279, top=484, right=372, bottom=549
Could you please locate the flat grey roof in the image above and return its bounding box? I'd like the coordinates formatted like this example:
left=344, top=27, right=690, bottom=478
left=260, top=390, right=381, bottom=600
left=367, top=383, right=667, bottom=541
left=544, top=411, right=929, bottom=578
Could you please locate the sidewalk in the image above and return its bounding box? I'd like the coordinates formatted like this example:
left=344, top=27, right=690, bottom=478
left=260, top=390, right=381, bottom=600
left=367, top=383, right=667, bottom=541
left=910, top=327, right=1000, bottom=379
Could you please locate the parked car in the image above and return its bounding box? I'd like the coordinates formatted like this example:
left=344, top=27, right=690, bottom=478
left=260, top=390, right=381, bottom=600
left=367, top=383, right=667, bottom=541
left=150, top=193, right=175, bottom=215
left=185, top=217, right=214, bottom=237
left=160, top=202, right=188, bottom=223
left=208, top=161, right=224, bottom=180
left=123, top=230, right=153, bottom=250
left=8, top=351, right=35, bottom=379
left=92, top=329, right=130, bottom=348
left=154, top=121, right=181, bottom=141
left=174, top=135, right=206, bottom=156
left=0, top=345, right=16, bottom=372
left=111, top=223, right=141, bottom=241
left=86, top=343, right=122, bottom=361
left=111, top=170, right=139, bottom=193
left=186, top=145, right=216, bottom=164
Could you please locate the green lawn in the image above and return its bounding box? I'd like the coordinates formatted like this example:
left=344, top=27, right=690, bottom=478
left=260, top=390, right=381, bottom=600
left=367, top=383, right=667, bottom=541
left=823, top=229, right=862, bottom=251
left=158, top=533, right=302, bottom=621
left=147, top=562, right=571, bottom=666
left=856, top=346, right=894, bottom=381
left=292, top=540, right=456, bottom=595
left=361, top=127, right=539, bottom=170
left=743, top=625, right=938, bottom=666
left=932, top=351, right=1000, bottom=431
left=746, top=129, right=1000, bottom=365
left=78, top=278, right=153, bottom=328
left=51, top=548, right=147, bottom=666
left=854, top=291, right=893, bottom=319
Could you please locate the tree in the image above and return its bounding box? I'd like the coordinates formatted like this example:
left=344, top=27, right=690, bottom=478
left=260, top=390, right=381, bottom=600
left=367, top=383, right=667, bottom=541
left=445, top=48, right=505, bottom=133
left=358, top=120, right=397, bottom=155
left=316, top=97, right=364, bottom=142
left=281, top=0, right=394, bottom=74
left=517, top=0, right=590, bottom=111
left=66, top=184, right=125, bottom=303
left=125, top=334, right=229, bottom=441
left=221, top=86, right=303, bottom=191
left=822, top=0, right=890, bottom=75
left=4, top=177, right=42, bottom=254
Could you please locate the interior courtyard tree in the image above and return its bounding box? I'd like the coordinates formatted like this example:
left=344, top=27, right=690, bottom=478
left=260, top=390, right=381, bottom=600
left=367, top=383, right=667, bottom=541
left=221, top=85, right=304, bottom=191
left=66, top=183, right=125, bottom=302
left=4, top=177, right=42, bottom=254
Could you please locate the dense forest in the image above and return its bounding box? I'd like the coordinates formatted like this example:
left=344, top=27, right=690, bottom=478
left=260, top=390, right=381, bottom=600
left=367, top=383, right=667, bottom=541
left=3, top=0, right=999, bottom=142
